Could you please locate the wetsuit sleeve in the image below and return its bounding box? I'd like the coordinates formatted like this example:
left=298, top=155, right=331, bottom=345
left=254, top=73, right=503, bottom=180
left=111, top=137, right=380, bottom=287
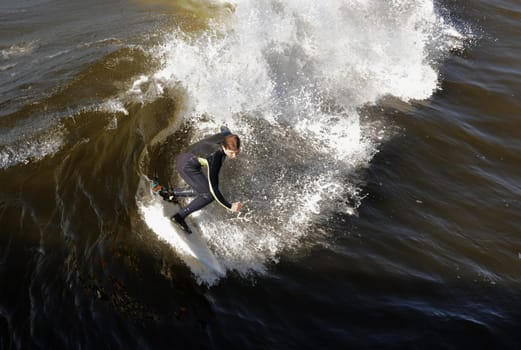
left=208, top=155, right=232, bottom=209
left=197, top=155, right=232, bottom=210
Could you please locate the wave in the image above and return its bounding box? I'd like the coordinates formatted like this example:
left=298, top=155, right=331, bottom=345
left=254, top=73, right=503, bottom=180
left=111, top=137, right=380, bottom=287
left=133, top=0, right=465, bottom=284
left=0, top=0, right=467, bottom=286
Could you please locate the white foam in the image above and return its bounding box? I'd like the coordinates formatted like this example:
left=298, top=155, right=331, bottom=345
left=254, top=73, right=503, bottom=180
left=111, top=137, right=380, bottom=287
left=153, top=1, right=457, bottom=116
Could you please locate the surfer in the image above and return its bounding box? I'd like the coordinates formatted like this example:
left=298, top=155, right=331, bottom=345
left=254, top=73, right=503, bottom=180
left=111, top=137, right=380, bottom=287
left=169, top=127, right=243, bottom=233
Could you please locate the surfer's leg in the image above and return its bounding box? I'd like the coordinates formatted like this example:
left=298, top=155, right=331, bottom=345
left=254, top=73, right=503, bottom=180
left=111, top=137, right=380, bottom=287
left=176, top=168, right=213, bottom=218
left=175, top=153, right=214, bottom=218
left=177, top=194, right=213, bottom=218
left=172, top=188, right=198, bottom=197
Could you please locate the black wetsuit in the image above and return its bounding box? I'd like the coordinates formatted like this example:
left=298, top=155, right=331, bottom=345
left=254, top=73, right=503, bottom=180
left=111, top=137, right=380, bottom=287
left=174, top=131, right=233, bottom=219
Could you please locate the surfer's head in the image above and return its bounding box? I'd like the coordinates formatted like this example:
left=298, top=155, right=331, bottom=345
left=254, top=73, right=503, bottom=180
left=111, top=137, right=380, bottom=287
left=223, top=134, right=240, bottom=159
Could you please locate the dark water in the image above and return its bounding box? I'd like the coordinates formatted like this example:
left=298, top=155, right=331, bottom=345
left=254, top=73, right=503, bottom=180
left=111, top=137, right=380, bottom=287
left=1, top=0, right=521, bottom=349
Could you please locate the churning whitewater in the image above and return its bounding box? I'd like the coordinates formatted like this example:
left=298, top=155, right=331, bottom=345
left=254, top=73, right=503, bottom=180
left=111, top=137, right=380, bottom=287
left=135, top=0, right=462, bottom=284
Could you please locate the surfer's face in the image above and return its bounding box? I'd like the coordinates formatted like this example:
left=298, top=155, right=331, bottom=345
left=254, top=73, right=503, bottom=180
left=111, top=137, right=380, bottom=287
left=224, top=147, right=240, bottom=159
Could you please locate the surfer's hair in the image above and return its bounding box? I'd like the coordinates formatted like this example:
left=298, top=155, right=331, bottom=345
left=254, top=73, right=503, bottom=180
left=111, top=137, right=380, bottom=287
left=223, top=134, right=241, bottom=151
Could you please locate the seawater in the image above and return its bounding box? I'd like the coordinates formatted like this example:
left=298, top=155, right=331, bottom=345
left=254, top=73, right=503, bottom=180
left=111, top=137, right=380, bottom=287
left=1, top=0, right=520, bottom=349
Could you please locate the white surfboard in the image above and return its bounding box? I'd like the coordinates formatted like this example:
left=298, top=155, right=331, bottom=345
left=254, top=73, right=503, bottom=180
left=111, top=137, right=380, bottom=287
left=136, top=176, right=225, bottom=284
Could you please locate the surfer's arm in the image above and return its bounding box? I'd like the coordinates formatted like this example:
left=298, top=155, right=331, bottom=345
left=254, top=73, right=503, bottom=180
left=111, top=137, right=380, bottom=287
left=197, top=157, right=233, bottom=211
left=208, top=160, right=233, bottom=209
left=211, top=171, right=242, bottom=212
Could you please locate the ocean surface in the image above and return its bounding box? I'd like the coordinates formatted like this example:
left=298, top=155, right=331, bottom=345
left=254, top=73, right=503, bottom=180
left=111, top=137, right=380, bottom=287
left=1, top=0, right=520, bottom=349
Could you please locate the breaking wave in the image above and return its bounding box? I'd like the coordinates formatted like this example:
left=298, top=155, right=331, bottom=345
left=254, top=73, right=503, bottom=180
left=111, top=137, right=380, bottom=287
left=134, top=0, right=464, bottom=284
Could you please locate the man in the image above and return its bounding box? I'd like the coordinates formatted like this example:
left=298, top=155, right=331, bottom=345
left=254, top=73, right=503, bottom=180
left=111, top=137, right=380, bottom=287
left=168, top=127, right=243, bottom=233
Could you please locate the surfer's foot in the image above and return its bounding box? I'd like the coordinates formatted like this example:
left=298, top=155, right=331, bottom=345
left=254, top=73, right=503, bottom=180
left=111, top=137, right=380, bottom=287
left=151, top=178, right=178, bottom=203
left=159, top=189, right=178, bottom=203
left=171, top=214, right=192, bottom=234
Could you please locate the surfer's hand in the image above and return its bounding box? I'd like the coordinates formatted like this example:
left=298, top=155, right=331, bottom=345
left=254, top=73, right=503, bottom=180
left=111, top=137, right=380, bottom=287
left=231, top=202, right=243, bottom=212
